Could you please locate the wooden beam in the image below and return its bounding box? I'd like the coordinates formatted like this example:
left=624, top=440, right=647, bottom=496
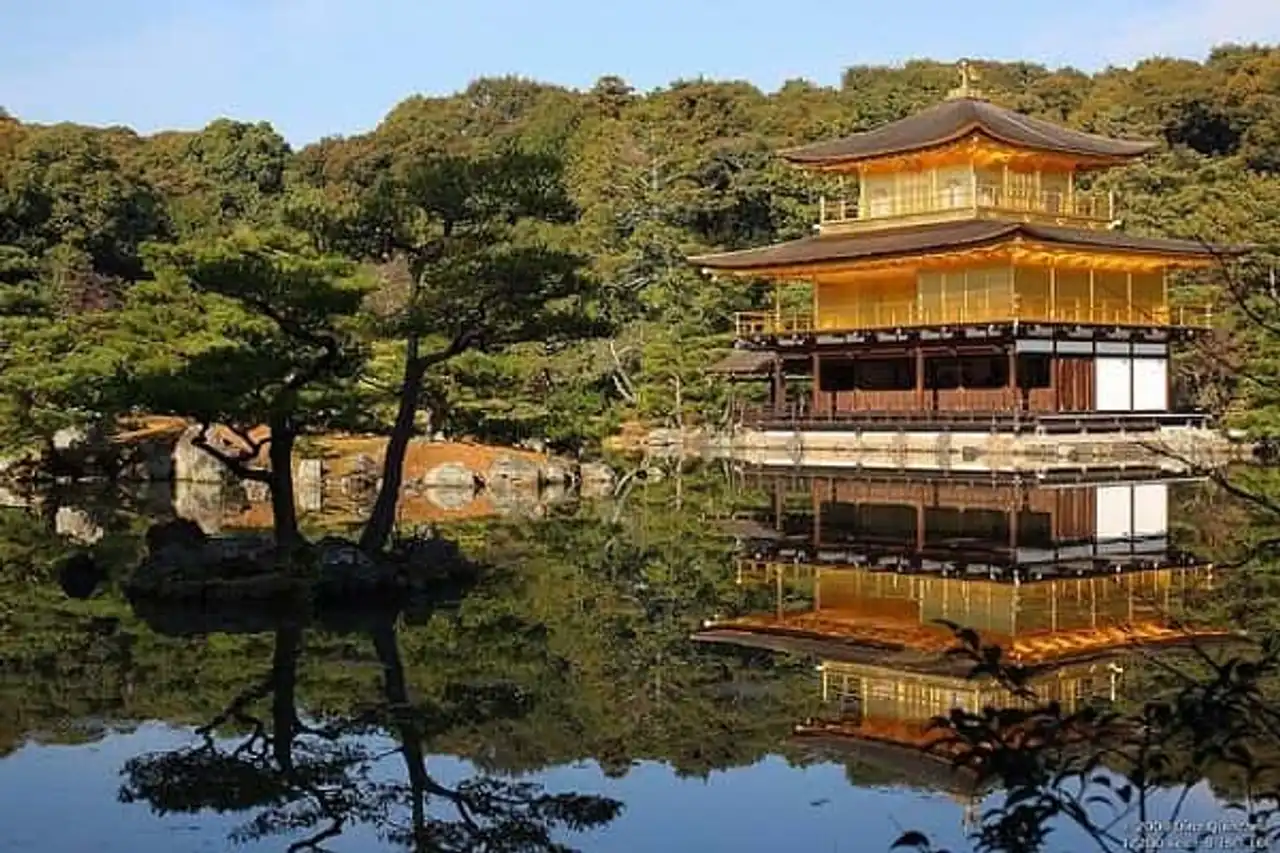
left=1008, top=347, right=1018, bottom=412
left=1049, top=265, right=1057, bottom=318
left=916, top=345, right=925, bottom=411
left=1126, top=271, right=1134, bottom=324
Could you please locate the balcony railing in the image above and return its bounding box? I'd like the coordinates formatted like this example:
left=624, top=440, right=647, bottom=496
left=818, top=184, right=1116, bottom=229
left=735, top=310, right=814, bottom=336
left=734, top=302, right=1213, bottom=337
left=736, top=402, right=1213, bottom=434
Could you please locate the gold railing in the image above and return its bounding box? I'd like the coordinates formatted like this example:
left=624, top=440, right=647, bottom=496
left=735, top=310, right=814, bottom=336
left=819, top=184, right=1115, bottom=228
left=734, top=303, right=1213, bottom=336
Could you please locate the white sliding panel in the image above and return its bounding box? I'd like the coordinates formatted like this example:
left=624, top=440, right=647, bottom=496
left=1131, top=358, right=1168, bottom=411
left=1132, top=483, right=1169, bottom=538
left=1095, top=357, right=1133, bottom=411
left=1095, top=484, right=1134, bottom=540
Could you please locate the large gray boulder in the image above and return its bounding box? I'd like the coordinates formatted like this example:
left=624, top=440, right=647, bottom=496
left=541, top=456, right=574, bottom=487
left=55, top=506, right=104, bottom=545
left=578, top=462, right=616, bottom=497
left=172, top=426, right=234, bottom=483
left=173, top=481, right=227, bottom=534
left=52, top=426, right=89, bottom=451
left=423, top=486, right=475, bottom=511
left=418, top=462, right=477, bottom=489
left=487, top=454, right=542, bottom=485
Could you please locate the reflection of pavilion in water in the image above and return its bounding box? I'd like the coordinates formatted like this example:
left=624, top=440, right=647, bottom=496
left=727, top=466, right=1201, bottom=579
left=698, top=469, right=1230, bottom=804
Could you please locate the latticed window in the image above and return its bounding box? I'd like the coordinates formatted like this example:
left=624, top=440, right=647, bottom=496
left=870, top=187, right=891, bottom=217
left=942, top=177, right=966, bottom=207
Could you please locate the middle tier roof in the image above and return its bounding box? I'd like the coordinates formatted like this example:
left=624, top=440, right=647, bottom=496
left=691, top=218, right=1245, bottom=276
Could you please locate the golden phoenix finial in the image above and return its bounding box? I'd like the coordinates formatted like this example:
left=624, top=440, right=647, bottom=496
left=947, top=59, right=986, bottom=101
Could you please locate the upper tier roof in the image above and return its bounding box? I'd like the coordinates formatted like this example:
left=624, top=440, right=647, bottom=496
left=781, top=97, right=1158, bottom=166
left=691, top=219, right=1248, bottom=272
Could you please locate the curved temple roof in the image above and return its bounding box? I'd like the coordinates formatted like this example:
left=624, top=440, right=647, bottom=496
left=691, top=219, right=1248, bottom=273
left=780, top=97, right=1158, bottom=166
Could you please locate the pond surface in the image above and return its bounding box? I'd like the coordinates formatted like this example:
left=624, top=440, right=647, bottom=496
left=0, top=465, right=1275, bottom=852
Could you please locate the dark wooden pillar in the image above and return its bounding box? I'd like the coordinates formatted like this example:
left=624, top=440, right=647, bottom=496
left=1131, top=348, right=1141, bottom=412
left=1053, top=355, right=1062, bottom=412
left=850, top=353, right=859, bottom=412
left=811, top=350, right=822, bottom=416
left=915, top=345, right=925, bottom=411
left=1007, top=347, right=1018, bottom=412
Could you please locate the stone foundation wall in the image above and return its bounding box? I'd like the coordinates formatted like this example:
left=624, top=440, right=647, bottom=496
left=711, top=426, right=1249, bottom=472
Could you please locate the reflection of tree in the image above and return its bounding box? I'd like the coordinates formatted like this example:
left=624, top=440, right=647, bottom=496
left=894, top=630, right=1280, bottom=853
left=369, top=621, right=621, bottom=851
left=119, top=624, right=368, bottom=850
left=4, top=475, right=815, bottom=846
left=119, top=613, right=622, bottom=852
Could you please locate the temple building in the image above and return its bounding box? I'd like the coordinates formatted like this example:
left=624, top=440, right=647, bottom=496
left=694, top=64, right=1246, bottom=433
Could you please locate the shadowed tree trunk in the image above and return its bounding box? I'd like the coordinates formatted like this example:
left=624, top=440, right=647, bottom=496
left=268, top=414, right=301, bottom=550
left=359, top=339, right=425, bottom=555
left=271, top=623, right=302, bottom=772
left=371, top=619, right=431, bottom=846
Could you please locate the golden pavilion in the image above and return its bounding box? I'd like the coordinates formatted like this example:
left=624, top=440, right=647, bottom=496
left=694, top=63, right=1246, bottom=433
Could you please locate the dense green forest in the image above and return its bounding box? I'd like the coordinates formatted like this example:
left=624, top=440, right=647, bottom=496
left=5, top=47, right=1280, bottom=455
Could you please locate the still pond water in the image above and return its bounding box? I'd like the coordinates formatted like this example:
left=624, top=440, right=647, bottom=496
left=0, top=466, right=1274, bottom=852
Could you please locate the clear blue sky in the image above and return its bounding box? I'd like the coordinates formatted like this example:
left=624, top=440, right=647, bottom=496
left=2, top=0, right=1278, bottom=145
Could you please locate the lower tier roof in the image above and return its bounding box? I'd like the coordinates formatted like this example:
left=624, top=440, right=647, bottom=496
left=690, top=219, right=1248, bottom=274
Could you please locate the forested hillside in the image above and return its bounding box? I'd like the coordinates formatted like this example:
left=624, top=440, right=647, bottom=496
left=4, top=47, right=1280, bottom=452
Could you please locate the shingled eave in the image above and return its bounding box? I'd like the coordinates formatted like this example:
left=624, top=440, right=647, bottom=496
left=778, top=99, right=1158, bottom=166
left=689, top=219, right=1250, bottom=274
left=691, top=220, right=1020, bottom=273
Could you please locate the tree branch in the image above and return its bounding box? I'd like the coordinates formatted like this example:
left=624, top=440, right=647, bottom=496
left=406, top=328, right=480, bottom=374
left=607, top=339, right=638, bottom=403
left=241, top=293, right=342, bottom=355
left=192, top=423, right=272, bottom=484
